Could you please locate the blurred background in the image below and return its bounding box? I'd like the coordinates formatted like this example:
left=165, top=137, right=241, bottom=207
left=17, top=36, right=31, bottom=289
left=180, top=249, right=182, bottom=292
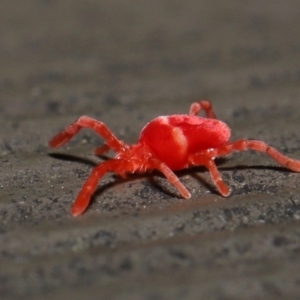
left=1, top=1, right=300, bottom=299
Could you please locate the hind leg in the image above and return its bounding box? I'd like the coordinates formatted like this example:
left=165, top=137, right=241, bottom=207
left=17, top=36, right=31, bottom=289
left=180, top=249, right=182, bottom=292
left=189, top=100, right=217, bottom=118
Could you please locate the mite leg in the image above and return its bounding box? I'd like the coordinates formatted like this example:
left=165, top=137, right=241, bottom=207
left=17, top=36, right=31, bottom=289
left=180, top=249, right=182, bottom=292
left=49, top=116, right=127, bottom=153
left=188, top=154, right=230, bottom=196
left=94, top=144, right=110, bottom=155
left=151, top=159, right=191, bottom=199
left=71, top=159, right=131, bottom=216
left=203, top=159, right=230, bottom=196
left=189, top=100, right=217, bottom=119
left=214, top=140, right=300, bottom=172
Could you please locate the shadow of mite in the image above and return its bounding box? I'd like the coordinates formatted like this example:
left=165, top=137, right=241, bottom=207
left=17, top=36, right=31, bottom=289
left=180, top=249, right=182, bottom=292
left=49, top=152, right=288, bottom=204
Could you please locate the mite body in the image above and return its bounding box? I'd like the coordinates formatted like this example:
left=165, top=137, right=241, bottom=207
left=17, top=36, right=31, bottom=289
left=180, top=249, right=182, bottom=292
left=140, top=115, right=230, bottom=170
left=49, top=101, right=300, bottom=216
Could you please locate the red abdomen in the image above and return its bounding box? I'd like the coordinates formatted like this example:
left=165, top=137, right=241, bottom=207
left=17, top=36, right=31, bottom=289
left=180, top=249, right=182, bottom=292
left=139, top=115, right=230, bottom=170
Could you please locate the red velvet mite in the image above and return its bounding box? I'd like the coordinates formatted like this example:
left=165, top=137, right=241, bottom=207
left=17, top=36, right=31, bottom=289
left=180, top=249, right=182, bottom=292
left=49, top=100, right=300, bottom=216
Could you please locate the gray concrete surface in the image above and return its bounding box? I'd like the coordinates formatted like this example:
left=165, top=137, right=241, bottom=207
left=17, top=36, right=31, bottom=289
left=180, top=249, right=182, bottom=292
left=1, top=0, right=300, bottom=299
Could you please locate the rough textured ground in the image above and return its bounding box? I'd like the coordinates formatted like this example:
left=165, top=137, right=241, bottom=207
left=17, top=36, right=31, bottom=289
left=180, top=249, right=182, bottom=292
left=1, top=1, right=300, bottom=299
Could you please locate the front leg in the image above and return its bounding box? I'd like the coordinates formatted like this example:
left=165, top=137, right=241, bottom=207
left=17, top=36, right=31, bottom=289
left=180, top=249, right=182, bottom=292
left=71, top=158, right=134, bottom=216
left=49, top=116, right=128, bottom=153
left=150, top=158, right=191, bottom=199
left=188, top=154, right=230, bottom=196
